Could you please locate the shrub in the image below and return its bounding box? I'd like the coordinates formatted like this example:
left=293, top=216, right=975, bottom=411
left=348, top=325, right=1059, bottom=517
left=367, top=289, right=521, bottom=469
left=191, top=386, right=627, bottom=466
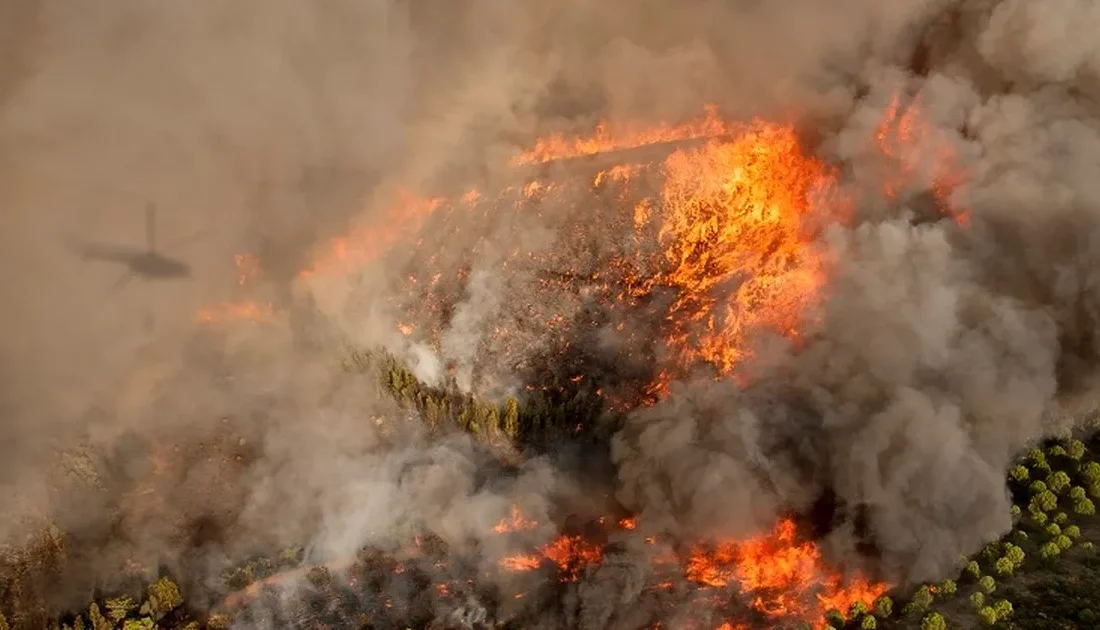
left=1030, top=450, right=1051, bottom=474
left=1068, top=439, right=1086, bottom=459
left=1010, top=504, right=1021, bottom=517
left=911, top=586, right=934, bottom=609
left=901, top=603, right=922, bottom=618
left=1082, top=541, right=1096, bottom=553
left=1028, top=449, right=1046, bottom=466
left=1040, top=541, right=1062, bottom=559
left=824, top=609, right=845, bottom=627
left=848, top=601, right=868, bottom=619
left=963, top=560, right=981, bottom=580
left=978, top=606, right=999, bottom=626
left=1012, top=530, right=1029, bottom=544
left=920, top=612, right=946, bottom=630
left=983, top=542, right=1001, bottom=560
left=969, top=591, right=985, bottom=609
left=1033, top=490, right=1059, bottom=512
left=1082, top=461, right=1100, bottom=484
left=978, top=575, right=996, bottom=594
left=1053, top=511, right=1069, bottom=525
left=1009, top=465, right=1029, bottom=482
left=1047, top=445, right=1068, bottom=458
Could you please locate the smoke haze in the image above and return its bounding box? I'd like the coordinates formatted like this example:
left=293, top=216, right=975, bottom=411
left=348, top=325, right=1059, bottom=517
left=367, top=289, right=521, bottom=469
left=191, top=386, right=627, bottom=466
left=3, top=0, right=1100, bottom=627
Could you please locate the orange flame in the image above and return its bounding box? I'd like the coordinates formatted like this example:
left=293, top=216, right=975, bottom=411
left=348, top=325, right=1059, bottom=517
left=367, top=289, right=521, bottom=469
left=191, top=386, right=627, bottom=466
left=195, top=301, right=275, bottom=325
left=494, top=511, right=886, bottom=628
left=686, top=520, right=887, bottom=628
left=653, top=123, right=838, bottom=380
left=299, top=191, right=445, bottom=279
left=875, top=92, right=970, bottom=225
left=512, top=105, right=732, bottom=166
left=493, top=505, right=539, bottom=534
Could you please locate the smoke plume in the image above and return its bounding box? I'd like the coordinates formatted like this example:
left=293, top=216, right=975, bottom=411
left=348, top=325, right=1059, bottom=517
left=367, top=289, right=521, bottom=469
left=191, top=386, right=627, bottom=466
left=3, top=0, right=1100, bottom=628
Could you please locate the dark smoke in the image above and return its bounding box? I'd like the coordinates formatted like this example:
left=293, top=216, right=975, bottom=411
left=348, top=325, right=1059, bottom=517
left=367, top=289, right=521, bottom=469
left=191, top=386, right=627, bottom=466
left=3, top=0, right=1100, bottom=628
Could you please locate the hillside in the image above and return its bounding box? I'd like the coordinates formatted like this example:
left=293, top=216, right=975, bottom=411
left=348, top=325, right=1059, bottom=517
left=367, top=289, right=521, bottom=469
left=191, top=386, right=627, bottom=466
left=2, top=347, right=1100, bottom=629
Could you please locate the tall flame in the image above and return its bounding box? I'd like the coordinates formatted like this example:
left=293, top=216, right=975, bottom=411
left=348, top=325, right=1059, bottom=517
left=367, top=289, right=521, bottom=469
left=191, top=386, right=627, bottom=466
left=651, top=123, right=838, bottom=384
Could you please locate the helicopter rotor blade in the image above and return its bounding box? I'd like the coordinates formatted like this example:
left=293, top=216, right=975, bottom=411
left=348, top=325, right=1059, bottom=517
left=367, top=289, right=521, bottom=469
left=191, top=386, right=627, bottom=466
left=146, top=203, right=157, bottom=254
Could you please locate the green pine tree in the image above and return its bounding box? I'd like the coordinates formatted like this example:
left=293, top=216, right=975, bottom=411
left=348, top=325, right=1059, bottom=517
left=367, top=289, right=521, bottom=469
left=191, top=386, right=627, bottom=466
left=503, top=397, right=520, bottom=438
left=88, top=603, right=110, bottom=630
left=485, top=405, right=501, bottom=439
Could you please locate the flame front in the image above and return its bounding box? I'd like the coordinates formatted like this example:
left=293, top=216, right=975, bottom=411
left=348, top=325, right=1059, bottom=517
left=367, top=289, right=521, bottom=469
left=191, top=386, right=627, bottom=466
left=648, top=123, right=838, bottom=390
left=204, top=101, right=974, bottom=628
left=686, top=520, right=888, bottom=627
left=497, top=511, right=885, bottom=629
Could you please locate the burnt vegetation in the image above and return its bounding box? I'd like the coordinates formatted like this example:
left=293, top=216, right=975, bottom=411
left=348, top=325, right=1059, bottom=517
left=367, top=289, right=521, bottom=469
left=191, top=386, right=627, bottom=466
left=4, top=344, right=1100, bottom=628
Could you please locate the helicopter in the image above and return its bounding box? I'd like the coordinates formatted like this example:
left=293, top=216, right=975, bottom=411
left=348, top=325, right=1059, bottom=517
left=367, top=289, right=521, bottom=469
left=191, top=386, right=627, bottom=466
left=69, top=202, right=203, bottom=332
left=73, top=203, right=192, bottom=287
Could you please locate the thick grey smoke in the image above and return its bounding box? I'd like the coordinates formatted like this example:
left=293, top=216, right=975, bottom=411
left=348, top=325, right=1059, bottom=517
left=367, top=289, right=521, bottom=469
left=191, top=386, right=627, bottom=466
left=4, top=0, right=1100, bottom=628
left=612, top=2, right=1100, bottom=588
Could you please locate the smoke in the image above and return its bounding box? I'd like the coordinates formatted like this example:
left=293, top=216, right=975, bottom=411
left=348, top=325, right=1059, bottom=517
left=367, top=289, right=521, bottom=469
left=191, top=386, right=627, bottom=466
left=3, top=0, right=1100, bottom=627
left=610, top=3, right=1100, bottom=588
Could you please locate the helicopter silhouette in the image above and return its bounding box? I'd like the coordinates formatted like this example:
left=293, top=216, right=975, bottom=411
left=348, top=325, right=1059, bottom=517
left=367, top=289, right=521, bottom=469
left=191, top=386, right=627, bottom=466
left=73, top=203, right=192, bottom=288
left=70, top=203, right=203, bottom=332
